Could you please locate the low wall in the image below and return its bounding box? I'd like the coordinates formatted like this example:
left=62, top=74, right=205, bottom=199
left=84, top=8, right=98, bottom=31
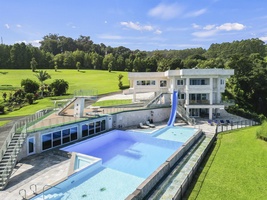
left=126, top=129, right=203, bottom=200
left=112, top=107, right=170, bottom=129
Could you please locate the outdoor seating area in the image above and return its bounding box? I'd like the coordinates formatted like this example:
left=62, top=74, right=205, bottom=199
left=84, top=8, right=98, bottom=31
left=207, top=119, right=233, bottom=126
left=138, top=121, right=156, bottom=129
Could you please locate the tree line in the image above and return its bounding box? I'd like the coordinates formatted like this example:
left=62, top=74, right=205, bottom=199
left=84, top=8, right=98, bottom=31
left=0, top=34, right=267, bottom=117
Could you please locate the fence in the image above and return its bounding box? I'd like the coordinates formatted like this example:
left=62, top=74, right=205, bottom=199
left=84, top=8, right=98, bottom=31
left=215, top=119, right=259, bottom=134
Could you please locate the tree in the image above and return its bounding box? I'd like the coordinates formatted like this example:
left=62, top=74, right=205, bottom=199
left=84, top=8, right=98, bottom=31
left=50, top=79, right=69, bottom=96
left=21, top=79, right=39, bottom=94
left=76, top=61, right=81, bottom=71
left=30, top=57, right=38, bottom=72
left=25, top=93, right=34, bottom=104
left=34, top=70, right=51, bottom=97
left=118, top=74, right=123, bottom=89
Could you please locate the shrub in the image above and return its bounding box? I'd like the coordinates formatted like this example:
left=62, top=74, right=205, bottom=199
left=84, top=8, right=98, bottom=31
left=21, top=79, right=40, bottom=94
left=50, top=79, right=69, bottom=96
left=25, top=93, right=35, bottom=104
left=0, top=104, right=5, bottom=114
left=256, top=121, right=267, bottom=140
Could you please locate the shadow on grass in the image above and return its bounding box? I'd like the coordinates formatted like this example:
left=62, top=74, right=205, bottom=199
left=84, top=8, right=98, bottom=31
left=78, top=70, right=86, bottom=73
left=0, top=71, right=8, bottom=75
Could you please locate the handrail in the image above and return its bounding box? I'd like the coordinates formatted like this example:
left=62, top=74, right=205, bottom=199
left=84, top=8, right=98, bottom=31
left=43, top=184, right=61, bottom=199
left=0, top=108, right=53, bottom=190
left=30, top=184, right=37, bottom=194
left=19, top=189, right=27, bottom=199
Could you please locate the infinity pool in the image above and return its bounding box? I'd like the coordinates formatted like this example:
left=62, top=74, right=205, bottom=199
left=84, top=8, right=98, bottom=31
left=32, top=126, right=197, bottom=200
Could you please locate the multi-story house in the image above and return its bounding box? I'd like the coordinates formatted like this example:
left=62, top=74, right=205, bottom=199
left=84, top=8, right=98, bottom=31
left=127, top=68, right=234, bottom=120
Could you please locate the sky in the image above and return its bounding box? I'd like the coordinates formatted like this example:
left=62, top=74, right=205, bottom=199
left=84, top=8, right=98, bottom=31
left=1, top=0, right=267, bottom=51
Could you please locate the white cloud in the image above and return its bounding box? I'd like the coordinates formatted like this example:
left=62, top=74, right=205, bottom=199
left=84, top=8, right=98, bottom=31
left=120, top=21, right=161, bottom=34
left=185, top=9, right=207, bottom=18
left=15, top=40, right=41, bottom=47
left=192, top=30, right=218, bottom=38
left=148, top=3, right=183, bottom=20
left=154, top=29, right=162, bottom=34
left=203, top=24, right=216, bottom=30
left=259, top=36, right=267, bottom=42
left=120, top=21, right=153, bottom=31
left=192, top=23, right=201, bottom=29
left=216, top=23, right=245, bottom=31
left=16, top=24, right=22, bottom=28
left=5, top=24, right=10, bottom=29
left=192, top=22, right=246, bottom=38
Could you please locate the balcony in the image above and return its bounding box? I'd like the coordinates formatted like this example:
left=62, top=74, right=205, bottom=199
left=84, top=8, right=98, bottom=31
left=189, top=100, right=210, bottom=105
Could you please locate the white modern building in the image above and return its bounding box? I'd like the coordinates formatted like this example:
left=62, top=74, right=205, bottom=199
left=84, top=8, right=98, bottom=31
left=128, top=68, right=235, bottom=120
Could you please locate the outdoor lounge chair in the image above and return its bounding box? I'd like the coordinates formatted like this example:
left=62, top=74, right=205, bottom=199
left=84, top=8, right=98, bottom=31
left=220, top=120, right=225, bottom=125
left=208, top=120, right=213, bottom=126
left=146, top=120, right=155, bottom=128
left=138, top=122, right=149, bottom=129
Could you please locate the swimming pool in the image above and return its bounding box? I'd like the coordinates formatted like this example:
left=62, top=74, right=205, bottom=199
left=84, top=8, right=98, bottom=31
left=31, top=126, right=197, bottom=200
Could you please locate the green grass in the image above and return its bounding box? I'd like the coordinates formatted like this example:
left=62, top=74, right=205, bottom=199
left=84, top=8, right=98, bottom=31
left=0, top=97, right=54, bottom=119
left=0, top=69, right=129, bottom=117
left=92, top=99, right=132, bottom=107
left=0, top=69, right=129, bottom=95
left=0, top=120, right=10, bottom=126
left=188, top=126, right=267, bottom=200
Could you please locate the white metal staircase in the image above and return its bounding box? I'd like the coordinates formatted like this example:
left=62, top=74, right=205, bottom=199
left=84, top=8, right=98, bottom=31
left=177, top=105, right=195, bottom=126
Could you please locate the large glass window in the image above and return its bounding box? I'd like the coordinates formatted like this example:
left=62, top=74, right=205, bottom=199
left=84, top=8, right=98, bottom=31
left=137, top=80, right=156, bottom=86
left=70, top=127, right=78, bottom=141
left=82, top=124, right=89, bottom=137
left=190, top=79, right=209, bottom=85
left=101, top=120, right=106, bottom=131
left=53, top=131, right=61, bottom=147
left=96, top=121, right=101, bottom=133
left=42, top=133, right=52, bottom=150
left=62, top=129, right=70, bottom=144
left=89, top=122, right=95, bottom=135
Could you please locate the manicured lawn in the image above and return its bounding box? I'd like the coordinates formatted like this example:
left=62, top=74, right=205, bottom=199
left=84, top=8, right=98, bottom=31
left=0, top=98, right=54, bottom=118
left=0, top=69, right=129, bottom=118
left=188, top=126, right=267, bottom=200
left=92, top=99, right=132, bottom=106
left=0, top=69, right=129, bottom=95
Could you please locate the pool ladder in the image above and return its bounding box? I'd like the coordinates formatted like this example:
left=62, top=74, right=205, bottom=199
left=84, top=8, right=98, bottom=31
left=19, top=184, right=38, bottom=199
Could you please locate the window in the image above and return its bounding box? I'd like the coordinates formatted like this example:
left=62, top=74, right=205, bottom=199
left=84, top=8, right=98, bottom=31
left=178, top=93, right=185, bottom=99
left=137, top=80, right=156, bottom=86
left=177, top=80, right=184, bottom=85
left=96, top=121, right=101, bottom=133
left=53, top=131, right=61, bottom=147
left=220, top=79, right=225, bottom=85
left=101, top=120, right=106, bottom=131
left=70, top=127, right=78, bottom=141
left=62, top=129, right=70, bottom=144
left=82, top=124, right=89, bottom=137
left=89, top=122, right=94, bottom=135
left=160, top=80, right=167, bottom=87
left=42, top=133, right=52, bottom=150
left=190, top=79, right=209, bottom=85
left=28, top=137, right=35, bottom=155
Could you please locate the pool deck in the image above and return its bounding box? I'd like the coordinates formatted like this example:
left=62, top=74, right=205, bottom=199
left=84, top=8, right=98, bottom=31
left=0, top=120, right=216, bottom=200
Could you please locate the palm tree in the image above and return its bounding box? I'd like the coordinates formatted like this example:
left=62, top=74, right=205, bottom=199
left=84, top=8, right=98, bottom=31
left=34, top=70, right=51, bottom=97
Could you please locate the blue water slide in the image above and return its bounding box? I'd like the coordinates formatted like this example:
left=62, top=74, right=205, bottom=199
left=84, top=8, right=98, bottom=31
left=167, top=91, right=178, bottom=126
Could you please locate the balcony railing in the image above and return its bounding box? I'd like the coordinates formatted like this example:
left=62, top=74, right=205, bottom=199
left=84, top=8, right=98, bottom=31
left=189, top=100, right=210, bottom=105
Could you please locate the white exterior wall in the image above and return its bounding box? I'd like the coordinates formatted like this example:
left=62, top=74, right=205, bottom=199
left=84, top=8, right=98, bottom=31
left=128, top=69, right=234, bottom=119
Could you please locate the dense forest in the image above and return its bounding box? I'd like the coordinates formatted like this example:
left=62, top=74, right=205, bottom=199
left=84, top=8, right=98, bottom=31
left=0, top=34, right=267, bottom=119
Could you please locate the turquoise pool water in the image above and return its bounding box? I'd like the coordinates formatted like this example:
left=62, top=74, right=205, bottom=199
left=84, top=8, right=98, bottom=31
left=32, top=126, right=197, bottom=200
